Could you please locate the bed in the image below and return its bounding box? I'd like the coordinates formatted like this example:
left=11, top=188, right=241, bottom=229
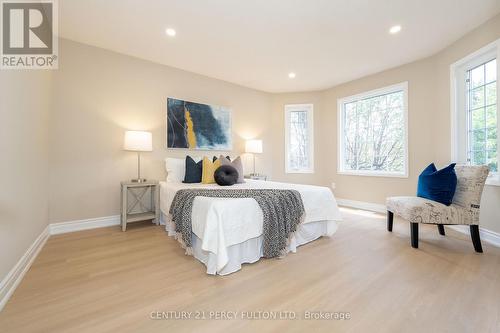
left=160, top=179, right=342, bottom=275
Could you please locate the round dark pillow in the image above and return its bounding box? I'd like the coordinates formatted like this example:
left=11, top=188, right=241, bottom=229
left=214, top=165, right=239, bottom=186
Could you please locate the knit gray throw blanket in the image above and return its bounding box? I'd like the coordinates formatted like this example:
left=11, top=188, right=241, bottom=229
left=169, top=189, right=305, bottom=258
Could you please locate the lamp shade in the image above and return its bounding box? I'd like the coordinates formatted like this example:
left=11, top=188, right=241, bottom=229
left=124, top=131, right=152, bottom=152
left=245, top=139, right=263, bottom=154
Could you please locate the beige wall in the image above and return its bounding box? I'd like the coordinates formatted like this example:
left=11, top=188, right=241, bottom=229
left=48, top=13, right=500, bottom=234
left=0, top=70, right=51, bottom=281
left=49, top=39, right=272, bottom=223
left=433, top=15, right=500, bottom=233
left=324, top=58, right=437, bottom=203
left=273, top=14, right=500, bottom=232
left=50, top=38, right=448, bottom=223
left=270, top=57, right=439, bottom=202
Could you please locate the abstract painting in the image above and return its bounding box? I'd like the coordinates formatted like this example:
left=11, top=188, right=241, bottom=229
left=167, top=98, right=232, bottom=150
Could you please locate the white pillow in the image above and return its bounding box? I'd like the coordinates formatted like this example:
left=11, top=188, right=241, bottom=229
left=165, top=158, right=185, bottom=182
left=165, top=156, right=203, bottom=182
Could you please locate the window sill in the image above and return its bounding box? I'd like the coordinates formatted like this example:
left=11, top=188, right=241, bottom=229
left=337, top=171, right=409, bottom=178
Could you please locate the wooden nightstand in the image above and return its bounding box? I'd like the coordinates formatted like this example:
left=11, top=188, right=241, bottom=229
left=120, top=180, right=160, bottom=231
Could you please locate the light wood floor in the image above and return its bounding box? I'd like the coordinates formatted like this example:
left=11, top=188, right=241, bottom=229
left=1, top=208, right=500, bottom=333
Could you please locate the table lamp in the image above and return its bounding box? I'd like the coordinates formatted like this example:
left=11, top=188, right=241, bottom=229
left=245, top=139, right=263, bottom=176
left=124, top=130, right=152, bottom=183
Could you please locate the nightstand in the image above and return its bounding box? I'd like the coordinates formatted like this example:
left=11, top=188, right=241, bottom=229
left=120, top=180, right=160, bottom=231
left=244, top=174, right=268, bottom=181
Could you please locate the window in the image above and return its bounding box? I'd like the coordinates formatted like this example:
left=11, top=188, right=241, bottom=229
left=467, top=59, right=497, bottom=171
left=337, top=82, right=408, bottom=177
left=451, top=39, right=499, bottom=185
left=285, top=104, right=314, bottom=173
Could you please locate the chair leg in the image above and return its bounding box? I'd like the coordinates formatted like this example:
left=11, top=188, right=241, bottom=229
left=470, top=225, right=483, bottom=253
left=387, top=211, right=394, bottom=232
left=410, top=223, right=419, bottom=248
left=437, top=224, right=445, bottom=236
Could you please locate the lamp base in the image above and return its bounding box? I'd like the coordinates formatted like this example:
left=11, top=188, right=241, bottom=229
left=131, top=178, right=147, bottom=183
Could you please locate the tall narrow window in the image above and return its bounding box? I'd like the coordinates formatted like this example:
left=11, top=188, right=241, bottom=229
left=451, top=40, right=499, bottom=185
left=285, top=104, right=314, bottom=173
left=337, top=82, right=408, bottom=177
left=466, top=59, right=497, bottom=172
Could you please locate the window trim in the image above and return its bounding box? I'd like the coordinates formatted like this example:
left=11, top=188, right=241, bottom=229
left=337, top=81, right=409, bottom=178
left=450, top=38, right=500, bottom=186
left=284, top=103, right=314, bottom=174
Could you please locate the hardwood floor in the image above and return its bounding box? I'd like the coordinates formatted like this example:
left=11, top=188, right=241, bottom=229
left=1, top=207, right=500, bottom=332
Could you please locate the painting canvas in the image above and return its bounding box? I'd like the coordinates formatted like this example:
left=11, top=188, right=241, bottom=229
left=167, top=98, right=232, bottom=150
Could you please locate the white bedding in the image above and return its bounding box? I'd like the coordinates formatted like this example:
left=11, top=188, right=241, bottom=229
left=163, top=214, right=333, bottom=275
left=160, top=179, right=342, bottom=272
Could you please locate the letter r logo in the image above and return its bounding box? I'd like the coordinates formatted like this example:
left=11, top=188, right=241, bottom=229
left=2, top=1, right=53, bottom=54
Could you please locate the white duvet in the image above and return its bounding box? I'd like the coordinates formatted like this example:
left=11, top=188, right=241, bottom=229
left=160, top=180, right=342, bottom=269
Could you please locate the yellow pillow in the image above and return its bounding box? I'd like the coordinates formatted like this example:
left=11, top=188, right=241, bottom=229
left=202, top=157, right=221, bottom=184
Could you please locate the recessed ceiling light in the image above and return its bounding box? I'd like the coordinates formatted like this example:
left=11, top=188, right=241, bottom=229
left=288, top=72, right=296, bottom=79
left=389, top=25, right=402, bottom=34
left=166, top=28, right=176, bottom=37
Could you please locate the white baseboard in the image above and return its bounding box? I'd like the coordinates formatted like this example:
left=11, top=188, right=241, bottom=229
left=337, top=197, right=500, bottom=247
left=50, top=215, right=120, bottom=235
left=0, top=215, right=121, bottom=312
left=0, top=225, right=50, bottom=312
left=336, top=197, right=386, bottom=213
left=448, top=225, right=500, bottom=248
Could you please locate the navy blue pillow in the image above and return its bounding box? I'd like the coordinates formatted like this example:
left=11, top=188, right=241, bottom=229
left=183, top=156, right=202, bottom=183
left=417, top=163, right=457, bottom=206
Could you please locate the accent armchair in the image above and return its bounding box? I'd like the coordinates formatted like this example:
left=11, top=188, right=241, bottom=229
left=386, top=165, right=489, bottom=252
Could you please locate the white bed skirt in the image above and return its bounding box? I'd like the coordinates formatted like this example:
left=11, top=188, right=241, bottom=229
left=161, top=213, right=337, bottom=275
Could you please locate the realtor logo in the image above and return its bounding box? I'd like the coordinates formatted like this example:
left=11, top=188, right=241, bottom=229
left=1, top=0, right=58, bottom=69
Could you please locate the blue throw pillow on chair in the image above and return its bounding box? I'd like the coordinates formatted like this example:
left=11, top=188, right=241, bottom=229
left=417, top=163, right=457, bottom=206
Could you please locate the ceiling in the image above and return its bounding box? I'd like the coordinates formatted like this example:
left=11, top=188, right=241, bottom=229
left=59, top=0, right=500, bottom=93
